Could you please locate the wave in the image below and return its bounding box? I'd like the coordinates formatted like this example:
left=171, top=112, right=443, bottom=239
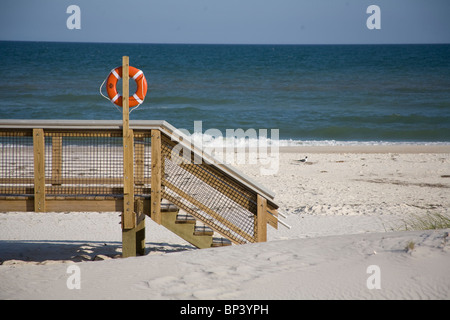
left=170, top=131, right=450, bottom=149
left=277, top=139, right=450, bottom=147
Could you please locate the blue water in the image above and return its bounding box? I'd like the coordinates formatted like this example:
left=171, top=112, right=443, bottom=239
left=1, top=41, right=449, bottom=145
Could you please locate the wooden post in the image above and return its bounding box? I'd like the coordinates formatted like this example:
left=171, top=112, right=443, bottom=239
left=256, top=195, right=267, bottom=242
left=134, top=134, right=146, bottom=255
left=33, top=129, right=45, bottom=212
left=122, top=56, right=134, bottom=229
left=135, top=198, right=146, bottom=256
left=121, top=56, right=144, bottom=257
left=51, top=136, right=62, bottom=185
left=151, top=129, right=162, bottom=224
left=123, top=127, right=135, bottom=230
left=135, top=136, right=145, bottom=185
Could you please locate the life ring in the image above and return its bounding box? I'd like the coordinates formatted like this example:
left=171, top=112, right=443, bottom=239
left=106, top=66, right=148, bottom=107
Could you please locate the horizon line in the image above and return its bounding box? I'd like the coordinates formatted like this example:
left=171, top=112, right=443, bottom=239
left=1, top=39, right=450, bottom=46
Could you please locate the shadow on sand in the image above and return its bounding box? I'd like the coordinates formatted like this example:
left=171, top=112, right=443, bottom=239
left=0, top=240, right=195, bottom=264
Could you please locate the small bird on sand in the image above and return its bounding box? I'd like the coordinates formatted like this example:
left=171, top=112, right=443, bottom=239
left=299, top=156, right=308, bottom=163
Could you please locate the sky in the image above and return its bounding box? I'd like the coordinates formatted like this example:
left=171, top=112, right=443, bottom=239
left=1, top=0, right=449, bottom=44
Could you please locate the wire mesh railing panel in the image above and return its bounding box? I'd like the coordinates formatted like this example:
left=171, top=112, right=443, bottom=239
left=133, top=132, right=152, bottom=197
left=44, top=131, right=124, bottom=196
left=0, top=129, right=154, bottom=198
left=0, top=130, right=34, bottom=195
left=160, top=132, right=258, bottom=244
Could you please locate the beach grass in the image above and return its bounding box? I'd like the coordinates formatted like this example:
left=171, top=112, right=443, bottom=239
left=405, top=240, right=415, bottom=253
left=401, top=212, right=450, bottom=231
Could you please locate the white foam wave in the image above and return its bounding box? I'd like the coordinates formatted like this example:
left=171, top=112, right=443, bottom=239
left=184, top=132, right=450, bottom=148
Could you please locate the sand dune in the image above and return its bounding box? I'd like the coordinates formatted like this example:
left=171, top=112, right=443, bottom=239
left=1, top=146, right=449, bottom=300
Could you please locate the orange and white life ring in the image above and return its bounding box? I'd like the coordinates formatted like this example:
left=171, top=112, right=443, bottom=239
left=106, top=66, right=148, bottom=107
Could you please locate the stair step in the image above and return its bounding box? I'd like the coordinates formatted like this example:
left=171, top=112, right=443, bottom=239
left=175, top=214, right=196, bottom=224
left=160, top=204, right=234, bottom=249
left=211, top=237, right=232, bottom=247
left=194, top=225, right=214, bottom=236
left=161, top=203, right=179, bottom=213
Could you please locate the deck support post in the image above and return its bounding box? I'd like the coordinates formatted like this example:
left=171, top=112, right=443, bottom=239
left=256, top=195, right=267, bottom=242
left=121, top=56, right=145, bottom=257
left=33, top=128, right=46, bottom=212
left=151, top=129, right=162, bottom=224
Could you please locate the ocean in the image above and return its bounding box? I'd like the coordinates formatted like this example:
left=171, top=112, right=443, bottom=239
left=0, top=41, right=449, bottom=145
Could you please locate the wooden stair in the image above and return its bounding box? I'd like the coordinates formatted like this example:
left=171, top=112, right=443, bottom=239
left=159, top=203, right=232, bottom=249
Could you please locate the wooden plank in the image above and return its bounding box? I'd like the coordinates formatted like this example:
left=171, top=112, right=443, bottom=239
left=122, top=128, right=135, bottom=229
left=0, top=177, right=132, bottom=185
left=44, top=130, right=122, bottom=138
left=0, top=198, right=34, bottom=212
left=121, top=56, right=140, bottom=258
left=151, top=129, right=162, bottom=224
left=33, top=129, right=45, bottom=212
left=0, top=186, right=34, bottom=195
left=122, top=228, right=136, bottom=258
left=0, top=130, right=32, bottom=137
left=266, top=204, right=278, bottom=229
left=122, top=56, right=135, bottom=230
left=0, top=197, right=153, bottom=213
left=135, top=198, right=146, bottom=255
left=51, top=136, right=63, bottom=184
left=256, top=195, right=267, bottom=242
left=45, top=186, right=126, bottom=195
left=0, top=186, right=151, bottom=197
left=46, top=198, right=123, bottom=212
left=122, top=56, right=130, bottom=137
left=134, top=136, right=145, bottom=185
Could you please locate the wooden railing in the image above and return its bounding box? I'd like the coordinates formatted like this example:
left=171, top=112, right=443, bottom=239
left=0, top=120, right=280, bottom=254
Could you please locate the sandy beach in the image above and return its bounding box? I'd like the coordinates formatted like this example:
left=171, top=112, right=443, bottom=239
left=1, top=145, right=449, bottom=300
